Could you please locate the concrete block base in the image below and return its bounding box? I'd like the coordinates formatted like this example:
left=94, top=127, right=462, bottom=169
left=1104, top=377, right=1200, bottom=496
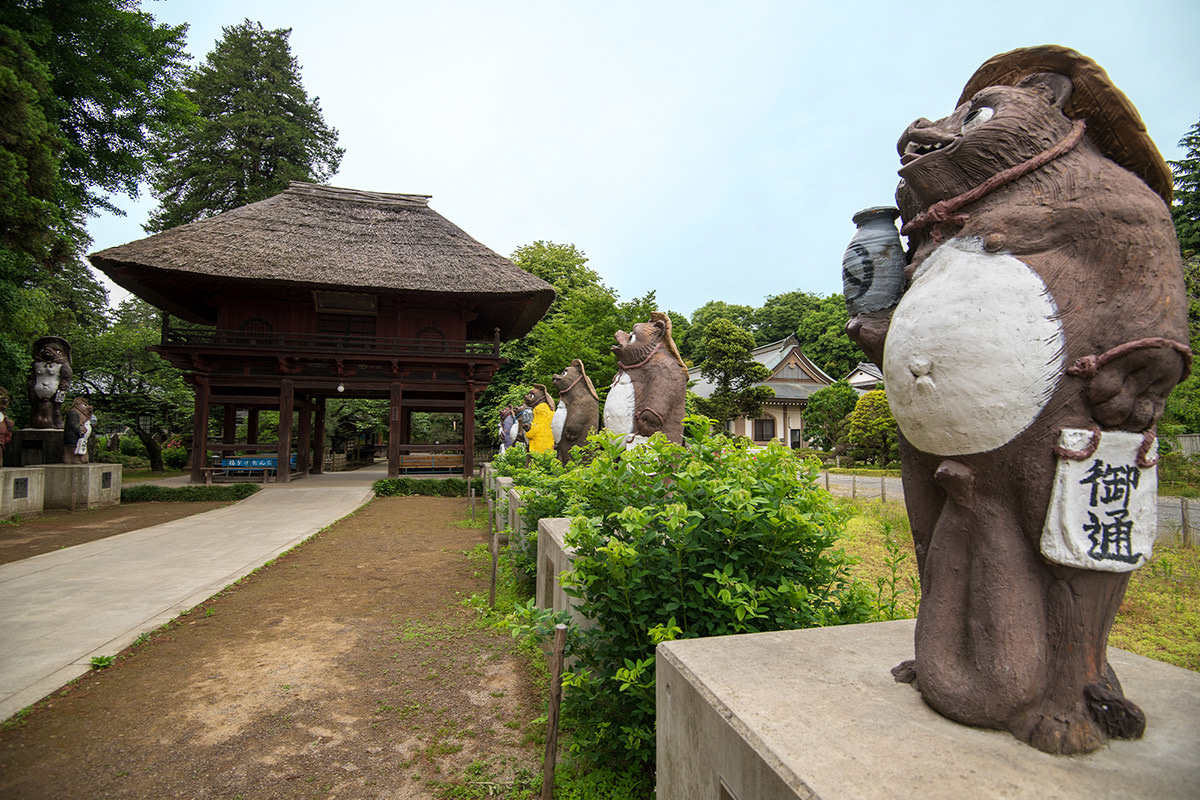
left=8, top=429, right=64, bottom=467
left=41, top=463, right=122, bottom=511
left=657, top=619, right=1200, bottom=800
left=535, top=518, right=591, bottom=631
left=0, top=467, right=45, bottom=519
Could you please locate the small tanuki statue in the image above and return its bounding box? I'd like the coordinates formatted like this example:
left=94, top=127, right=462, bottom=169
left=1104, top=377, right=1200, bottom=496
left=604, top=311, right=688, bottom=447
left=0, top=387, right=13, bottom=465
left=845, top=45, right=1190, bottom=755
left=62, top=396, right=95, bottom=464
left=498, top=406, right=517, bottom=453
left=551, top=359, right=600, bottom=464
left=28, top=336, right=73, bottom=429
left=522, top=384, right=556, bottom=454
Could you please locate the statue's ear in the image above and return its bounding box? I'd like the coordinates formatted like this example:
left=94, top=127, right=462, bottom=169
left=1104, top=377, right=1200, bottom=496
left=1016, top=72, right=1072, bottom=110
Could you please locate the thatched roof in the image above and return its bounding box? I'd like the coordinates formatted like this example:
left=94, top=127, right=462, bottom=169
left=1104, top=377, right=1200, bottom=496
left=88, top=183, right=555, bottom=339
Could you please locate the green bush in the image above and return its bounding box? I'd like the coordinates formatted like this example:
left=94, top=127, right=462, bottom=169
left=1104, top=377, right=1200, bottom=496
left=372, top=477, right=483, bottom=497
left=120, top=483, right=259, bottom=503
left=162, top=446, right=189, bottom=469
left=506, top=417, right=872, bottom=772
left=119, top=436, right=148, bottom=457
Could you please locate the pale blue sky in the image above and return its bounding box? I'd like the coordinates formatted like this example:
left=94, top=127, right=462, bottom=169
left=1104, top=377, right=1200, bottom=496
left=89, top=0, right=1200, bottom=317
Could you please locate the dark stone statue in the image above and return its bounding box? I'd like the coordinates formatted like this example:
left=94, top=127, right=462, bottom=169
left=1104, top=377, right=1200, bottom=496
left=845, top=45, right=1189, bottom=755
left=63, top=396, right=94, bottom=464
left=28, top=336, right=73, bottom=429
left=0, top=387, right=13, bottom=465
left=551, top=359, right=600, bottom=464
left=604, top=311, right=688, bottom=446
left=499, top=406, right=516, bottom=452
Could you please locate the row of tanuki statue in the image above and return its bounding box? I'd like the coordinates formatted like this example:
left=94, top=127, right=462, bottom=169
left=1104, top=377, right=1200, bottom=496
left=0, top=336, right=94, bottom=466
left=499, top=311, right=688, bottom=464
left=506, top=46, right=1190, bottom=759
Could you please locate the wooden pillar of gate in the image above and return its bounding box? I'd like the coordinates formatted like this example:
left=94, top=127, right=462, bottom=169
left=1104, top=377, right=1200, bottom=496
left=463, top=383, right=476, bottom=478
left=247, top=408, right=260, bottom=445
left=189, top=375, right=210, bottom=484
left=278, top=379, right=294, bottom=483
left=312, top=396, right=326, bottom=474
left=297, top=395, right=312, bottom=476
left=388, top=382, right=403, bottom=478
left=222, top=405, right=237, bottom=451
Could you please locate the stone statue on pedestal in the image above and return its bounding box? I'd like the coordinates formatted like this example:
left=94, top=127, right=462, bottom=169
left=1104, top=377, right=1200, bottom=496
left=0, top=388, right=13, bottom=465
left=63, top=397, right=95, bottom=464
left=28, top=336, right=73, bottom=429
left=845, top=46, right=1189, bottom=755
left=604, top=312, right=688, bottom=447
left=551, top=359, right=599, bottom=464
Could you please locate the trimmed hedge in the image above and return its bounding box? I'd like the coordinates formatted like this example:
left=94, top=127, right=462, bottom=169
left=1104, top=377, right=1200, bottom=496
left=120, top=483, right=260, bottom=503
left=373, top=477, right=484, bottom=497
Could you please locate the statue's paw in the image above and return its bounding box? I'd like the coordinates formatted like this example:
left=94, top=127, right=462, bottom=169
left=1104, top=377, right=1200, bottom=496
left=891, top=659, right=918, bottom=685
left=1085, top=679, right=1146, bottom=741
left=1023, top=708, right=1107, bottom=755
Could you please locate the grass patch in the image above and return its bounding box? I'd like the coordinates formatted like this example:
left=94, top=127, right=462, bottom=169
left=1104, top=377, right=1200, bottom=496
left=837, top=499, right=920, bottom=620
left=120, top=483, right=259, bottom=503
left=120, top=468, right=189, bottom=484
left=1110, top=545, right=1200, bottom=671
left=374, top=477, right=484, bottom=497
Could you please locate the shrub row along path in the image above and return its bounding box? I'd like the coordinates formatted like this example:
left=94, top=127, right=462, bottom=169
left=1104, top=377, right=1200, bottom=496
left=0, top=466, right=543, bottom=799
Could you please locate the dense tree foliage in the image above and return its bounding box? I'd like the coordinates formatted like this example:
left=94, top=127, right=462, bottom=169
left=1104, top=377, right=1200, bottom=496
left=692, top=318, right=773, bottom=425
left=0, top=1, right=188, bottom=412
left=801, top=380, right=860, bottom=451
left=1171, top=116, right=1200, bottom=255
left=72, top=298, right=191, bottom=470
left=677, top=300, right=755, bottom=364
left=146, top=19, right=343, bottom=231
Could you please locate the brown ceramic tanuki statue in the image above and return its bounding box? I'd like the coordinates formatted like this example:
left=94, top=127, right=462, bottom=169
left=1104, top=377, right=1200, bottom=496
left=63, top=396, right=94, bottom=464
left=846, top=46, right=1190, bottom=755
left=522, top=384, right=556, bottom=454
left=551, top=359, right=600, bottom=464
left=604, top=312, right=688, bottom=447
left=28, top=336, right=73, bottom=429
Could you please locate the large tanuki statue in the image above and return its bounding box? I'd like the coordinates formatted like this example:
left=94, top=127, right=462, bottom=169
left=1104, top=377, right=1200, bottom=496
left=551, top=359, right=600, bottom=464
left=522, top=384, right=556, bottom=454
left=28, top=336, right=73, bottom=429
left=604, top=312, right=688, bottom=447
left=845, top=46, right=1190, bottom=755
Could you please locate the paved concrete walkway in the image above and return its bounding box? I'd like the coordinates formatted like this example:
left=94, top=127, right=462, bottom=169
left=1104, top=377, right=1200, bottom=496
left=0, top=464, right=384, bottom=722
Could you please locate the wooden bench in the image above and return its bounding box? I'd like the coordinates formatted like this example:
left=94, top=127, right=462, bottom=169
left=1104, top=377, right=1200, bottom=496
left=397, top=453, right=464, bottom=473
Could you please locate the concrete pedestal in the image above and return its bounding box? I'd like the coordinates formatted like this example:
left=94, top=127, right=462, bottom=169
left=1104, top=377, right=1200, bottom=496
left=0, top=467, right=44, bottom=519
left=657, top=619, right=1200, bottom=800
left=41, top=463, right=121, bottom=510
left=8, top=429, right=64, bottom=467
left=535, top=518, right=592, bottom=631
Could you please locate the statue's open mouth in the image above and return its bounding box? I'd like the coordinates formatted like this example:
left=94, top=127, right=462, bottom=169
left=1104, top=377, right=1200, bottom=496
left=898, top=132, right=958, bottom=166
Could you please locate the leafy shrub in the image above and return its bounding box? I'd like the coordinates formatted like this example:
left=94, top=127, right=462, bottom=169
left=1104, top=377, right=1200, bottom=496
left=119, top=436, right=148, bottom=457
left=120, top=483, right=259, bottom=503
left=373, top=477, right=483, bottom=497
left=506, top=416, right=872, bottom=771
left=162, top=446, right=189, bottom=469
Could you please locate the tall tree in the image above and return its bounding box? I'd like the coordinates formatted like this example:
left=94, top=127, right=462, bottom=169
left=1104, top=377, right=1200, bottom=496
left=146, top=19, right=343, bottom=231
left=793, top=293, right=859, bottom=380
left=0, top=1, right=188, bottom=407
left=1170, top=115, right=1200, bottom=255
left=693, top=318, right=774, bottom=426
left=753, top=290, right=822, bottom=346
left=801, top=380, right=860, bottom=451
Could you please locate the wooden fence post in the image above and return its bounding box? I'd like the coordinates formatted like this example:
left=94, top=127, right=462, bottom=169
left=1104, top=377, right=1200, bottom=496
left=541, top=624, right=568, bottom=800
left=880, top=475, right=886, bottom=503
left=1183, top=497, right=1191, bottom=548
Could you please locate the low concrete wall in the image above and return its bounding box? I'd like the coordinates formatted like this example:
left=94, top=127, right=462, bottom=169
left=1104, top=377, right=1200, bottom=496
left=535, top=518, right=591, bottom=630
left=0, top=467, right=45, bottom=520
left=41, top=463, right=122, bottom=511
left=657, top=619, right=1200, bottom=800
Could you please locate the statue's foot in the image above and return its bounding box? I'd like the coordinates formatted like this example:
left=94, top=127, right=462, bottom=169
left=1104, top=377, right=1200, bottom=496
left=1023, top=707, right=1108, bottom=755
left=891, top=659, right=918, bottom=685
left=1018, top=675, right=1144, bottom=755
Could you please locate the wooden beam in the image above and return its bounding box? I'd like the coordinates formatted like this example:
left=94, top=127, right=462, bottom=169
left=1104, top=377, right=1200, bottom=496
left=278, top=379, right=294, bottom=484
left=388, top=382, right=403, bottom=478
left=247, top=408, right=259, bottom=444
left=313, top=396, right=326, bottom=474
left=297, top=394, right=312, bottom=475
left=189, top=376, right=210, bottom=484
left=463, top=383, right=476, bottom=479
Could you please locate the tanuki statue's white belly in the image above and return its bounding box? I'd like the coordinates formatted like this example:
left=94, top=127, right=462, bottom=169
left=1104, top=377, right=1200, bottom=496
left=604, top=372, right=636, bottom=436
left=883, top=238, right=1066, bottom=456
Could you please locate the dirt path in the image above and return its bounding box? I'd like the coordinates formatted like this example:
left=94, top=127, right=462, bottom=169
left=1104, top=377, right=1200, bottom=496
left=0, top=496, right=544, bottom=799
left=0, top=502, right=230, bottom=565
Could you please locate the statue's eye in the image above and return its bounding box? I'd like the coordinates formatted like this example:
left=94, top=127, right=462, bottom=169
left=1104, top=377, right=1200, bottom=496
left=962, top=106, right=994, bottom=133
left=629, top=332, right=637, bottom=343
